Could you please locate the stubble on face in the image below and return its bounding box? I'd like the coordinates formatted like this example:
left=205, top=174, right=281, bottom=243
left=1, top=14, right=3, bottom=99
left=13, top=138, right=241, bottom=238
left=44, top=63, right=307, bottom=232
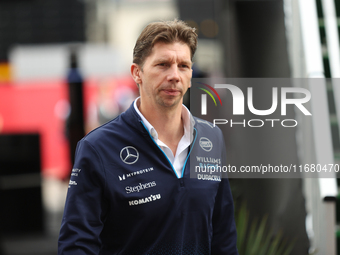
left=139, top=42, right=192, bottom=112
left=154, top=84, right=184, bottom=109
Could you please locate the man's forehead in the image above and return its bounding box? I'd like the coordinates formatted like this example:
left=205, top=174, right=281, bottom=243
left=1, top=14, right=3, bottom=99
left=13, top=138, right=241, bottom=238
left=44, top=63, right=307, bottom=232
left=149, top=41, right=191, bottom=60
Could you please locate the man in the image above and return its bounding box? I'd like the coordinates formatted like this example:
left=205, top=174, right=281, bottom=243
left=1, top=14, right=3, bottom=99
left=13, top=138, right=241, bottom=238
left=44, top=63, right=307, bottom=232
left=58, top=19, right=238, bottom=254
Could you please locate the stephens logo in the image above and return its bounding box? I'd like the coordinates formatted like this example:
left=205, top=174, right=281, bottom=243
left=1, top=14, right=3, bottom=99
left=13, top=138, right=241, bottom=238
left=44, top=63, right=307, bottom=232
left=125, top=181, right=156, bottom=194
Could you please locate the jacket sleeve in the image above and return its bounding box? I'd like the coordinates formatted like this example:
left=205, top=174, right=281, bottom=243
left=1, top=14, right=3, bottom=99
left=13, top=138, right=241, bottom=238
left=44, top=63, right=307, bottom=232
left=58, top=139, right=108, bottom=255
left=211, top=129, right=239, bottom=255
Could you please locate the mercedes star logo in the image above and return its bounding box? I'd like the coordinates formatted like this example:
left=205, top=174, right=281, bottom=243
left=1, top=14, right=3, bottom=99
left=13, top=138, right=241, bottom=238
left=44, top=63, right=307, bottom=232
left=120, top=146, right=139, bottom=164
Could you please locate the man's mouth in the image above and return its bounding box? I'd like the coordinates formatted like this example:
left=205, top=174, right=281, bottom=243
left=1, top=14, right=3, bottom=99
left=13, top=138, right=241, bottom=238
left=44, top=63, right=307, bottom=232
left=161, top=89, right=181, bottom=96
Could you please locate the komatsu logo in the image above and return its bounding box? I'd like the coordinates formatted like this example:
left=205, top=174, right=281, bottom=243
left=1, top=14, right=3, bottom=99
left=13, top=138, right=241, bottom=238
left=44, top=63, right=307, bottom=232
left=128, top=194, right=161, bottom=206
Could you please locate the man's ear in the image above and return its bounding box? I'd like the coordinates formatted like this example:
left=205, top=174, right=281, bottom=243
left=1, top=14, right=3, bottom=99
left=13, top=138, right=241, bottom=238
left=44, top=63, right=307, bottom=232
left=131, top=64, right=142, bottom=85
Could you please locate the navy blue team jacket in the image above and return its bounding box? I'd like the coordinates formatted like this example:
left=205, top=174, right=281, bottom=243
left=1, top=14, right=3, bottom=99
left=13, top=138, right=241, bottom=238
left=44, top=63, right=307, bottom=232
left=58, top=102, right=238, bottom=255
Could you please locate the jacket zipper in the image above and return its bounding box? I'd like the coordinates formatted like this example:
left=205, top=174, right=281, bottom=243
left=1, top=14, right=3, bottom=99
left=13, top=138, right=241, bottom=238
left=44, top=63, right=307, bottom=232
left=140, top=121, right=197, bottom=180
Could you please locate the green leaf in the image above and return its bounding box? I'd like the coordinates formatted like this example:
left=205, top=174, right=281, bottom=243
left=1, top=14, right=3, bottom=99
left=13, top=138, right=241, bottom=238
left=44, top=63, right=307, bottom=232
left=236, top=202, right=249, bottom=254
left=234, top=201, right=295, bottom=255
left=245, top=217, right=258, bottom=254
left=250, top=215, right=268, bottom=254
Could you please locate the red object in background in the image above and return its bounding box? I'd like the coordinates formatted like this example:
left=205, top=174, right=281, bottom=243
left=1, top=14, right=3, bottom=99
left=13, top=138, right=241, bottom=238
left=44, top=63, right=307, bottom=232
left=0, top=76, right=137, bottom=180
left=0, top=80, right=71, bottom=179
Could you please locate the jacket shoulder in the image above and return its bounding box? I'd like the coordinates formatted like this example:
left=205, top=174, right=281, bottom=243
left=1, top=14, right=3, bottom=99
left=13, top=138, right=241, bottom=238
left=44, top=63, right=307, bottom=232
left=194, top=117, right=223, bottom=134
left=80, top=115, right=123, bottom=145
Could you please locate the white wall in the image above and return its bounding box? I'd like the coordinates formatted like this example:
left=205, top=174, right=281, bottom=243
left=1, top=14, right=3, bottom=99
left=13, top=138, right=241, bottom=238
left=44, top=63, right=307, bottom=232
left=107, top=0, right=178, bottom=68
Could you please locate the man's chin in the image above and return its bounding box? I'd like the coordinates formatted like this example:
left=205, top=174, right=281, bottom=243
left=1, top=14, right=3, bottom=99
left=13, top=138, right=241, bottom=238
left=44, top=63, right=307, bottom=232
left=157, top=97, right=182, bottom=109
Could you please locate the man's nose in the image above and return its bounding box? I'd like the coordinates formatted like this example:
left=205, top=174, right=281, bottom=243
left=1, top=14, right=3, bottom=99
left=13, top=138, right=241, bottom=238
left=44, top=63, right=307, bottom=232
left=167, top=65, right=180, bottom=82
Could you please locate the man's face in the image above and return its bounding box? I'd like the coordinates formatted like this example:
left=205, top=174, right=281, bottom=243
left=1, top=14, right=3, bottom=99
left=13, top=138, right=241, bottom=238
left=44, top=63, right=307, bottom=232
left=132, top=41, right=192, bottom=110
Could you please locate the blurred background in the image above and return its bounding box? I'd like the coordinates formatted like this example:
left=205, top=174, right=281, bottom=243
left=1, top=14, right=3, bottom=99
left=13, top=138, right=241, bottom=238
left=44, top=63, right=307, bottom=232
left=0, top=0, right=340, bottom=254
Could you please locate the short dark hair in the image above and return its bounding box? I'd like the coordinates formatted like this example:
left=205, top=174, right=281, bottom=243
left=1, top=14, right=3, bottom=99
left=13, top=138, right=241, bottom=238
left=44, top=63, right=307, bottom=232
left=133, top=19, right=198, bottom=67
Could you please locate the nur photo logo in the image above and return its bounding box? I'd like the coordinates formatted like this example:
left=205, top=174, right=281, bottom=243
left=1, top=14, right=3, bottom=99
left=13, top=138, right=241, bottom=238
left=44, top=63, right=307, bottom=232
left=197, top=82, right=222, bottom=115
left=193, top=80, right=312, bottom=128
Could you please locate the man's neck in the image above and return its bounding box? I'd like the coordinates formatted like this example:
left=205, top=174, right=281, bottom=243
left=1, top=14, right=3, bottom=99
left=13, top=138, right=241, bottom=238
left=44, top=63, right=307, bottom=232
left=138, top=99, right=184, bottom=155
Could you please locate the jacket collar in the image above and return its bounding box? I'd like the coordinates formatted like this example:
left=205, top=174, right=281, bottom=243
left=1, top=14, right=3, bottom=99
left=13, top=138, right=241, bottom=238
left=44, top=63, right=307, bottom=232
left=122, top=99, right=196, bottom=141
